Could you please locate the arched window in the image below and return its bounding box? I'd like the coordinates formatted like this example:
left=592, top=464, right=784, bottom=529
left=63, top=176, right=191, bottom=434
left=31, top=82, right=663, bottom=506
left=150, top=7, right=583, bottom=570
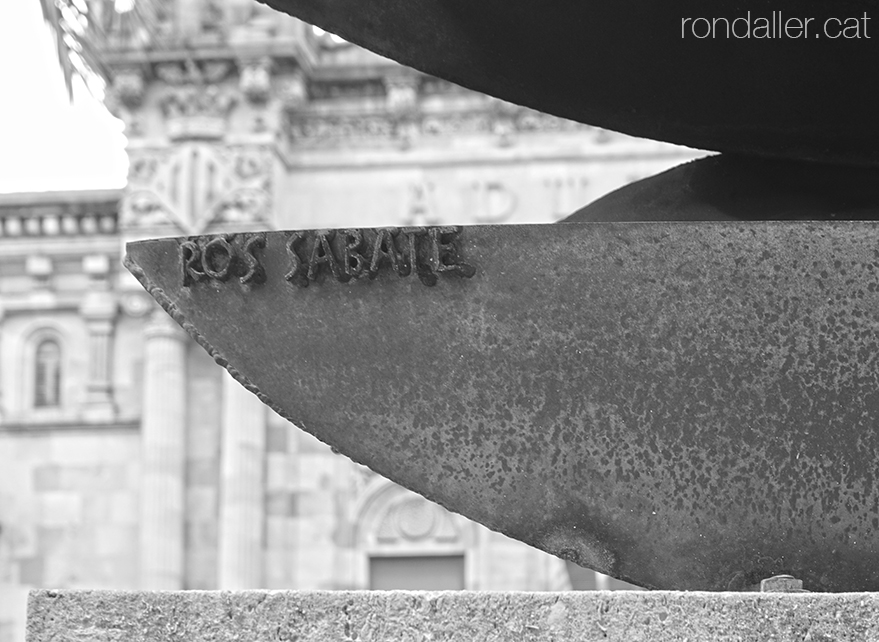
left=34, top=339, right=61, bottom=408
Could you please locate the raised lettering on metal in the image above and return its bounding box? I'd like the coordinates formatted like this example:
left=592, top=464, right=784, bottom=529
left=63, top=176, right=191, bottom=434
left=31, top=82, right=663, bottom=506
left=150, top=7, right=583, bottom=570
left=284, top=231, right=308, bottom=287
left=307, top=230, right=341, bottom=282
left=180, top=233, right=267, bottom=287
left=182, top=227, right=475, bottom=289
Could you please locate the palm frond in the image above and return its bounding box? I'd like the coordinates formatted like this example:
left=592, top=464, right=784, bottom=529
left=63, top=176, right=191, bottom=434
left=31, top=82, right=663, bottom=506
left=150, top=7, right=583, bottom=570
left=39, top=0, right=165, bottom=101
left=40, top=0, right=77, bottom=100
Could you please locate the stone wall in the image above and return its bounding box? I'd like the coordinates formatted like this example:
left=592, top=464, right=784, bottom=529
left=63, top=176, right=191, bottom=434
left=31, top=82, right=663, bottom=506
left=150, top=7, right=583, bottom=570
left=279, top=139, right=697, bottom=230
left=0, top=428, right=140, bottom=642
left=0, top=428, right=141, bottom=589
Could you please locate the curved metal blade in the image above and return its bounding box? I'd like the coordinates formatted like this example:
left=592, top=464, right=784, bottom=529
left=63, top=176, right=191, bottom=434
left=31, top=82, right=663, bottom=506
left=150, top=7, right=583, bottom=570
left=126, top=222, right=879, bottom=591
left=262, top=0, right=879, bottom=167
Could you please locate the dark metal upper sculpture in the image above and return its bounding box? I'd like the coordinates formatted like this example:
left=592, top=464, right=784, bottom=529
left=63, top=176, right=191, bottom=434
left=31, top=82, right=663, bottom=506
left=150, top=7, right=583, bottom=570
left=259, top=0, right=879, bottom=167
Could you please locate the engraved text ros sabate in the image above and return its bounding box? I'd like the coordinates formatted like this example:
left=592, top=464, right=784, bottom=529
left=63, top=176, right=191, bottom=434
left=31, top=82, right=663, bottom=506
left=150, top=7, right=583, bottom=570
left=180, top=226, right=475, bottom=288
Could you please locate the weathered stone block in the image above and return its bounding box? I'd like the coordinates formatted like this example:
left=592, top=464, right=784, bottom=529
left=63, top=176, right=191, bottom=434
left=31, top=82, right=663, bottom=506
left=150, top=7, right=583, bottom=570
left=27, top=590, right=879, bottom=642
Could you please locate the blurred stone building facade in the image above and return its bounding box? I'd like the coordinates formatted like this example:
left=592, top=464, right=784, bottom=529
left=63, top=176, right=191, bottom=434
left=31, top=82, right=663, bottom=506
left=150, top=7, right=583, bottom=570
left=0, top=2, right=699, bottom=641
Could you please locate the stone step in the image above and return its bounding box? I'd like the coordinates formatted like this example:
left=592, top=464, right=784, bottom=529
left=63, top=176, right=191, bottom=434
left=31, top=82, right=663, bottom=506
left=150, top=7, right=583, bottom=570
left=27, top=589, right=879, bottom=642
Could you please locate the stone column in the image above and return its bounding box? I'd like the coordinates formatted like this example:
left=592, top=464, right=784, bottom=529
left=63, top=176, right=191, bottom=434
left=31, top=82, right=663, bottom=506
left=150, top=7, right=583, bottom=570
left=218, top=370, right=266, bottom=588
left=139, top=308, right=187, bottom=589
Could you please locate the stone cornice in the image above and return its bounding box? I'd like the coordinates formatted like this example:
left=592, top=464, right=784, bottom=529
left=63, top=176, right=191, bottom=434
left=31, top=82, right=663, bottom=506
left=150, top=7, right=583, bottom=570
left=0, top=192, right=119, bottom=238
left=284, top=102, right=603, bottom=150
left=0, top=189, right=121, bottom=207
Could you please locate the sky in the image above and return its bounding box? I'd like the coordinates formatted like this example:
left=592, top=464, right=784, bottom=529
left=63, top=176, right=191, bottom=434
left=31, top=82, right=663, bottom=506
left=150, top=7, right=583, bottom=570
left=0, top=2, right=128, bottom=194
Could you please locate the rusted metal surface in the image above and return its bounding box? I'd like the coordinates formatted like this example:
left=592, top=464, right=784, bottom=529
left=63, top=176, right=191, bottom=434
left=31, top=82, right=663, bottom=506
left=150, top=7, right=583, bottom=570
left=261, top=0, right=879, bottom=167
left=127, top=222, right=879, bottom=591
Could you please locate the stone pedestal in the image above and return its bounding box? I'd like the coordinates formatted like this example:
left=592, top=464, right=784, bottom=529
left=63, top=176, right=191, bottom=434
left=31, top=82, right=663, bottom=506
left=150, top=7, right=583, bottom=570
left=138, top=310, right=187, bottom=589
left=217, top=371, right=266, bottom=589
left=27, top=589, right=879, bottom=642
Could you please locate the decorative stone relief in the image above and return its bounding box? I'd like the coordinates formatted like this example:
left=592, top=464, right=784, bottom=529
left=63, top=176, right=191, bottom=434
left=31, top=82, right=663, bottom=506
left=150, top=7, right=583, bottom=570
left=121, top=149, right=184, bottom=232
left=156, top=60, right=237, bottom=141
left=160, top=85, right=237, bottom=119
left=287, top=115, right=394, bottom=145
left=122, top=145, right=273, bottom=233
left=285, top=102, right=603, bottom=149
left=103, top=66, right=146, bottom=136
left=358, top=483, right=462, bottom=548
left=120, top=190, right=179, bottom=230
left=155, top=59, right=232, bottom=85
left=346, top=478, right=475, bottom=588
left=385, top=74, right=420, bottom=115
left=376, top=496, right=460, bottom=544
left=160, top=86, right=237, bottom=140
left=199, top=146, right=273, bottom=230
left=279, top=69, right=308, bottom=110
left=239, top=57, right=272, bottom=103
left=106, top=66, right=145, bottom=109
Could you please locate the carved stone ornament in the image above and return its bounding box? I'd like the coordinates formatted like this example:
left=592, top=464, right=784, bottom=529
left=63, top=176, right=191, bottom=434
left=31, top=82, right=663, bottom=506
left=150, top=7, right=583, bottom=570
left=152, top=60, right=237, bottom=140
left=279, top=70, right=308, bottom=110
left=199, top=147, right=273, bottom=230
left=120, top=190, right=179, bottom=231
left=160, top=85, right=237, bottom=141
left=122, top=149, right=179, bottom=231
left=384, top=74, right=420, bottom=115
left=286, top=104, right=601, bottom=149
left=122, top=144, right=272, bottom=233
left=376, top=496, right=460, bottom=544
left=156, top=59, right=232, bottom=85
left=109, top=67, right=145, bottom=108
left=239, top=57, right=273, bottom=103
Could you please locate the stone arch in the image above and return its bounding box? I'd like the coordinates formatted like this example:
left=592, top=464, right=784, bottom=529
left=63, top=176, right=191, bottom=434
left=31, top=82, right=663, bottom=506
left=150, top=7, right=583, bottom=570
left=350, top=476, right=481, bottom=589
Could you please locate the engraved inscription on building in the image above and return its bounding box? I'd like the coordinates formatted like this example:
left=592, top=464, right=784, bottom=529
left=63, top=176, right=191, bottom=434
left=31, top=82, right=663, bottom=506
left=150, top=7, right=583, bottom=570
left=181, top=226, right=475, bottom=288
